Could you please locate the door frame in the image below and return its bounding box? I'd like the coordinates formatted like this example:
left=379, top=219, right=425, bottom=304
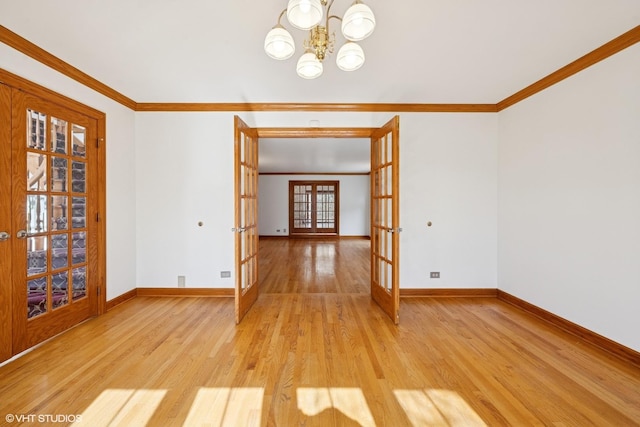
left=233, top=121, right=400, bottom=323
left=0, top=68, right=107, bottom=362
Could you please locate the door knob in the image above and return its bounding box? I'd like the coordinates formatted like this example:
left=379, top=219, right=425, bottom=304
left=0, top=231, right=9, bottom=241
left=16, top=230, right=27, bottom=239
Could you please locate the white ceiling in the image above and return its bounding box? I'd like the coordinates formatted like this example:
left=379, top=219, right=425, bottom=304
left=260, top=138, right=370, bottom=173
left=1, top=0, right=639, bottom=172
left=1, top=0, right=639, bottom=104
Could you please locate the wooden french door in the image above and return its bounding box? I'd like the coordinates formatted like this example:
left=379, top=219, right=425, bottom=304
left=0, top=74, right=104, bottom=361
left=370, top=116, right=400, bottom=324
left=289, top=180, right=339, bottom=236
left=0, top=83, right=11, bottom=362
left=234, top=116, right=259, bottom=324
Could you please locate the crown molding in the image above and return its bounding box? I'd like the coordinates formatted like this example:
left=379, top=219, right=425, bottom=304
left=2, top=24, right=638, bottom=113
left=497, top=24, right=640, bottom=111
left=135, top=102, right=497, bottom=113
left=0, top=25, right=138, bottom=110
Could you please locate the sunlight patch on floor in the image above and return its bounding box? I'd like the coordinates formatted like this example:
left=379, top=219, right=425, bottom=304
left=74, top=388, right=167, bottom=426
left=297, top=387, right=376, bottom=427
left=394, top=389, right=487, bottom=427
left=73, top=386, right=484, bottom=426
left=183, top=387, right=263, bottom=427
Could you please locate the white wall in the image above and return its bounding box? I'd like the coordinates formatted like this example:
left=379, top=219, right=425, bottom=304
left=0, top=44, right=137, bottom=300
left=259, top=174, right=370, bottom=237
left=498, top=43, right=640, bottom=351
left=401, top=114, right=498, bottom=288
left=135, top=112, right=499, bottom=290
left=134, top=113, right=235, bottom=288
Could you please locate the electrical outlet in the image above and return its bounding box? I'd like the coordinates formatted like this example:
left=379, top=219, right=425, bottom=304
left=430, top=272, right=440, bottom=279
left=178, top=275, right=186, bottom=287
left=220, top=271, right=231, bottom=278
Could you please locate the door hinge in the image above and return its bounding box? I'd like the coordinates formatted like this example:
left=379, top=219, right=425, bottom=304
left=97, top=286, right=101, bottom=296
left=97, top=137, right=104, bottom=148
left=96, top=213, right=101, bottom=222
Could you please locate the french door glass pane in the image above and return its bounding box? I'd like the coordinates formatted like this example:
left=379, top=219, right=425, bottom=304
left=51, top=234, right=68, bottom=269
left=72, top=266, right=86, bottom=300
left=51, top=270, right=69, bottom=309
left=51, top=117, right=67, bottom=154
left=51, top=196, right=68, bottom=231
left=27, top=236, right=47, bottom=276
left=71, top=197, right=86, bottom=229
left=72, top=124, right=86, bottom=158
left=27, top=110, right=46, bottom=150
left=27, top=152, right=47, bottom=191
left=26, top=195, right=48, bottom=234
left=28, top=277, right=47, bottom=318
left=72, top=232, right=86, bottom=265
left=71, top=161, right=86, bottom=193
left=51, top=157, right=67, bottom=192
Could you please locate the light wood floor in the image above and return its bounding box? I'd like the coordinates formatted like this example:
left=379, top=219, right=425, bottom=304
left=259, top=238, right=370, bottom=294
left=0, top=239, right=639, bottom=426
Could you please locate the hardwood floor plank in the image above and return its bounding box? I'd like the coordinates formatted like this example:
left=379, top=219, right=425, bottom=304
left=259, top=238, right=370, bottom=295
left=1, top=238, right=639, bottom=425
left=1, top=295, right=639, bottom=426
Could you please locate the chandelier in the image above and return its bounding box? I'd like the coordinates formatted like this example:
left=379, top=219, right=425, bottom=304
left=264, top=0, right=376, bottom=79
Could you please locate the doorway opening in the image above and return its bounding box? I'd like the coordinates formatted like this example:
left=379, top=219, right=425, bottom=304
left=234, top=117, right=400, bottom=324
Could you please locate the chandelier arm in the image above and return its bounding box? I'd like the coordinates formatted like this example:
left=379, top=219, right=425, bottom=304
left=325, top=0, right=336, bottom=26
left=276, top=8, right=287, bottom=26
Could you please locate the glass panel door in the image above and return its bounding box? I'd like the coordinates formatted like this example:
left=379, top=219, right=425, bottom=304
left=293, top=184, right=312, bottom=231
left=316, top=184, right=336, bottom=230
left=12, top=90, right=98, bottom=353
left=234, top=116, right=259, bottom=324
left=289, top=181, right=339, bottom=235
left=0, top=83, right=12, bottom=361
left=370, top=116, right=400, bottom=324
